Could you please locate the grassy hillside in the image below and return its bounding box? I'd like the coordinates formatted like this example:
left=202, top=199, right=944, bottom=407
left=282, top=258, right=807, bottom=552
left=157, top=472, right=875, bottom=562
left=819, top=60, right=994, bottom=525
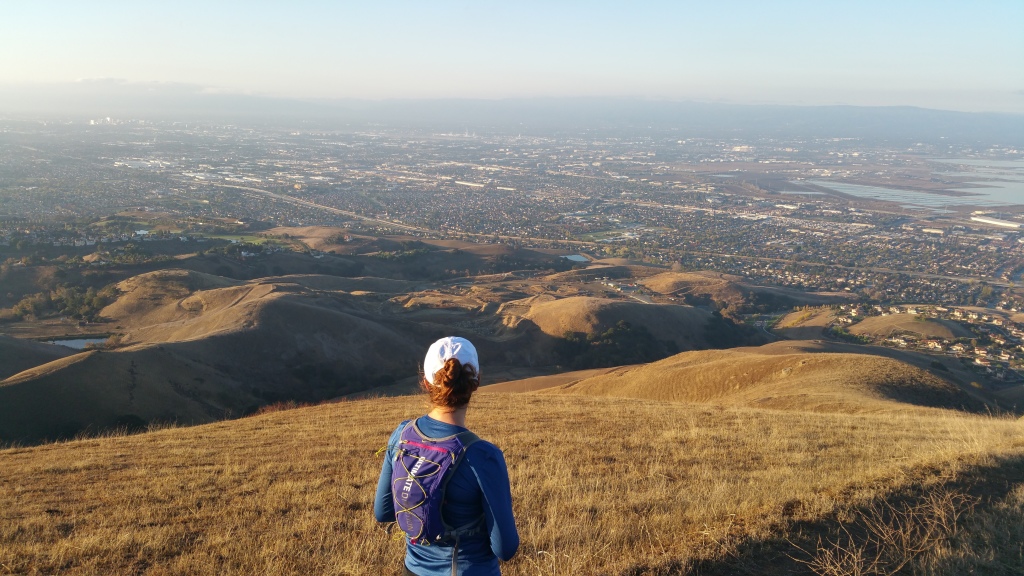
left=774, top=308, right=836, bottom=340
left=0, top=393, right=1021, bottom=575
left=2, top=267, right=754, bottom=443
left=0, top=346, right=255, bottom=443
left=481, top=367, right=618, bottom=393
left=552, top=352, right=991, bottom=414
left=641, top=271, right=854, bottom=312
left=0, top=262, right=988, bottom=449
left=0, top=335, right=75, bottom=380
left=542, top=342, right=990, bottom=414
left=506, top=295, right=714, bottom=350
left=849, top=314, right=973, bottom=340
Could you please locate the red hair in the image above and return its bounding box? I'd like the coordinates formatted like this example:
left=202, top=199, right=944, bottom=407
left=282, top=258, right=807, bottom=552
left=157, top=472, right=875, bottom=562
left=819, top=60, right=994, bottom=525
left=423, top=358, right=479, bottom=409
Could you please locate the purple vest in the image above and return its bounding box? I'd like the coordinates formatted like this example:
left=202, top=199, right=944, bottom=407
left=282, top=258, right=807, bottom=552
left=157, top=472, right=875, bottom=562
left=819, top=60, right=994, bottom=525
left=390, top=420, right=481, bottom=545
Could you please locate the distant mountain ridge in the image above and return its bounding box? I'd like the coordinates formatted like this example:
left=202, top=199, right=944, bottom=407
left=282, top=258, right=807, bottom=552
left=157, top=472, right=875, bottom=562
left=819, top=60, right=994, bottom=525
left=2, top=82, right=1021, bottom=144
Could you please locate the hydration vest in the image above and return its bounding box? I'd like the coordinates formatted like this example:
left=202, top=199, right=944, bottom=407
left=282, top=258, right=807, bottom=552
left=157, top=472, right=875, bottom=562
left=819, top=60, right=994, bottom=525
left=390, top=420, right=482, bottom=545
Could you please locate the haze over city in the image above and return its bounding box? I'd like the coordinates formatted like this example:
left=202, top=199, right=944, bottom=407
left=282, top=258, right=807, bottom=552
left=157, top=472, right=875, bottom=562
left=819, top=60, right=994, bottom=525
left=1, top=0, right=1022, bottom=113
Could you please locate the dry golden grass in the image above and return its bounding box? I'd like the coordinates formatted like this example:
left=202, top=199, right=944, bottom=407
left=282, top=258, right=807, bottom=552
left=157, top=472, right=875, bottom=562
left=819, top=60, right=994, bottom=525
left=511, top=295, right=711, bottom=349
left=266, top=226, right=352, bottom=251
left=542, top=347, right=984, bottom=414
left=640, top=271, right=745, bottom=295
left=481, top=367, right=618, bottom=393
left=101, top=269, right=239, bottom=329
left=848, top=315, right=973, bottom=340
left=1, top=393, right=1021, bottom=575
left=774, top=308, right=836, bottom=340
left=643, top=272, right=856, bottom=308
left=770, top=307, right=835, bottom=330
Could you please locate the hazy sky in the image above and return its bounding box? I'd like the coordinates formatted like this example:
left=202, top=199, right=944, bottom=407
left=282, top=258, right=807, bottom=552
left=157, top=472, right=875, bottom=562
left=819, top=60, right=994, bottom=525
left=2, top=1, right=1022, bottom=112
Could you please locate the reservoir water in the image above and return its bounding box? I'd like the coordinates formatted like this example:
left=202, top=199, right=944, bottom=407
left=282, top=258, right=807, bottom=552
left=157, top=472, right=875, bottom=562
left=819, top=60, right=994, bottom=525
left=48, top=338, right=107, bottom=349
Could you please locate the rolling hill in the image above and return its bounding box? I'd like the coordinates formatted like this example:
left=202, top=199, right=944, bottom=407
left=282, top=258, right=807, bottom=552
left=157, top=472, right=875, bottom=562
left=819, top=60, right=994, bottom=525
left=0, top=346, right=253, bottom=442
left=641, top=270, right=854, bottom=311
left=848, top=314, right=973, bottom=340
left=4, top=257, right=997, bottom=446
left=505, top=295, right=713, bottom=350
left=542, top=340, right=992, bottom=414
left=0, top=335, right=75, bottom=380
left=773, top=307, right=837, bottom=340
left=3, top=268, right=749, bottom=443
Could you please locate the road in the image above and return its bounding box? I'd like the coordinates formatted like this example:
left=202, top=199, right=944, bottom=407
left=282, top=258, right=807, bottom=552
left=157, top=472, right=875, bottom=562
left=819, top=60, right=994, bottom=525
left=627, top=293, right=654, bottom=305
left=210, top=183, right=429, bottom=234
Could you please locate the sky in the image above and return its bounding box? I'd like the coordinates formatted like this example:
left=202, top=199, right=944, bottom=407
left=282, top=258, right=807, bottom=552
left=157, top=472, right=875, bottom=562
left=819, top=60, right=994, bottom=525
left=1, top=1, right=1022, bottom=113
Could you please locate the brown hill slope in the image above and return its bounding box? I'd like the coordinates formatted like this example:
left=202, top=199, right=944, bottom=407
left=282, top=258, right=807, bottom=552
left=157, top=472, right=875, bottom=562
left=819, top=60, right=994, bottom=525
left=501, top=295, right=713, bottom=350
left=106, top=282, right=422, bottom=382
left=0, top=394, right=1021, bottom=575
left=0, top=288, right=424, bottom=443
left=544, top=341, right=989, bottom=414
left=773, top=308, right=836, bottom=340
left=641, top=270, right=854, bottom=310
left=0, top=346, right=253, bottom=443
left=0, top=335, right=76, bottom=380
left=258, top=274, right=420, bottom=294
left=849, top=315, right=973, bottom=339
left=1, top=272, right=431, bottom=443
left=480, top=367, right=618, bottom=393
left=100, top=269, right=240, bottom=328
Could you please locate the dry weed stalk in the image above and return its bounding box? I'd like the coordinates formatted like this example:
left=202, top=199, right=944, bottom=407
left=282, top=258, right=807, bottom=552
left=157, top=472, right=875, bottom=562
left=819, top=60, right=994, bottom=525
left=796, top=488, right=978, bottom=576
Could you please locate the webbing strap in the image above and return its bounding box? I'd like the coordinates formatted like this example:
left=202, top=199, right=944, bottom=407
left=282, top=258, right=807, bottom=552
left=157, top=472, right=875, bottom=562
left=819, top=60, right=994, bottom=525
left=394, top=422, right=484, bottom=544
left=393, top=447, right=444, bottom=542
left=438, top=431, right=481, bottom=539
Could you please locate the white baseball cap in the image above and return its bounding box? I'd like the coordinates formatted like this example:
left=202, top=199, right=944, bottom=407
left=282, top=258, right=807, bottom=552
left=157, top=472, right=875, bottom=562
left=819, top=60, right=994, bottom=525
left=423, top=336, right=479, bottom=385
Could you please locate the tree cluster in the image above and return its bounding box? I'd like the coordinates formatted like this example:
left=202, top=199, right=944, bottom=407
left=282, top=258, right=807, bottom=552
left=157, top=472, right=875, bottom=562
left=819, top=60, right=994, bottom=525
left=556, top=320, right=678, bottom=369
left=12, top=285, right=118, bottom=321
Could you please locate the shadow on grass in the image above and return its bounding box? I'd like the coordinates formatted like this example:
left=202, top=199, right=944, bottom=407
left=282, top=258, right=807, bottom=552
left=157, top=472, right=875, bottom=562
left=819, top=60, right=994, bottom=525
left=622, top=455, right=1024, bottom=576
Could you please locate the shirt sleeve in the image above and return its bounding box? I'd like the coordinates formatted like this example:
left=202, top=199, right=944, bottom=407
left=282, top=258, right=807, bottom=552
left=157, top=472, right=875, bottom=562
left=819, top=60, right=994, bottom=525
left=373, top=423, right=406, bottom=522
left=469, top=443, right=520, bottom=561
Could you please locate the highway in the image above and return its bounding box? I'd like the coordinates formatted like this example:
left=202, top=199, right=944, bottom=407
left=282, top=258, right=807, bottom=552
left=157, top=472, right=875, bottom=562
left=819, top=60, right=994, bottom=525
left=210, top=183, right=429, bottom=234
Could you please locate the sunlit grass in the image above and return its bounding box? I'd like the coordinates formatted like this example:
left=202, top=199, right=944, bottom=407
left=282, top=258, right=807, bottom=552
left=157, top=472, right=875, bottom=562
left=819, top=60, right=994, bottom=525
left=0, top=393, right=1021, bottom=575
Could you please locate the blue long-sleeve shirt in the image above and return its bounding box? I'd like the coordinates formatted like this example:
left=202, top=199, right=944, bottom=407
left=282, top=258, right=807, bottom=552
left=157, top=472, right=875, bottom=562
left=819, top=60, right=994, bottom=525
left=375, top=415, right=519, bottom=575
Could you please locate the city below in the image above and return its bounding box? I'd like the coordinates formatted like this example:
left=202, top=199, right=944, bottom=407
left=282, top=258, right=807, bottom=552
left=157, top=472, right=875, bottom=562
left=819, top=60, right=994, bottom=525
left=2, top=119, right=1023, bottom=386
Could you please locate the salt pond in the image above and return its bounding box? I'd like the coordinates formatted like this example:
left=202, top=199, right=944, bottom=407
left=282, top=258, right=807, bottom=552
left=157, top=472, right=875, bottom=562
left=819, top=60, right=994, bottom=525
left=796, top=158, right=1024, bottom=211
left=931, top=158, right=1024, bottom=206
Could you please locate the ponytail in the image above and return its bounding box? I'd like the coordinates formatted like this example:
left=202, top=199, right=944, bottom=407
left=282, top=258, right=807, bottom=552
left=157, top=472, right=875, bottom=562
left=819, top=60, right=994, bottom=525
left=425, top=358, right=479, bottom=408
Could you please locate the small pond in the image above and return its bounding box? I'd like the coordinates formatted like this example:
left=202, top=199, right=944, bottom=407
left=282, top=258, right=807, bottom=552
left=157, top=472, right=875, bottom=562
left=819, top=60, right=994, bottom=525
left=47, top=338, right=107, bottom=350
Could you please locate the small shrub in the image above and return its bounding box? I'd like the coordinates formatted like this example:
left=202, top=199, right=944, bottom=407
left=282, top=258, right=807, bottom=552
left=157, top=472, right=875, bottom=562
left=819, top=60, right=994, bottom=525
left=253, top=400, right=315, bottom=415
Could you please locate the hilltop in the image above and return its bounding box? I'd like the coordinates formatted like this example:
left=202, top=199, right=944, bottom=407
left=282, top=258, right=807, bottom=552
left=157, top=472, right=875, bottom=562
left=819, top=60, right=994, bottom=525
left=848, top=314, right=974, bottom=340
left=501, top=294, right=718, bottom=351
left=640, top=270, right=855, bottom=312
left=0, top=391, right=1020, bottom=575
left=541, top=340, right=990, bottom=414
